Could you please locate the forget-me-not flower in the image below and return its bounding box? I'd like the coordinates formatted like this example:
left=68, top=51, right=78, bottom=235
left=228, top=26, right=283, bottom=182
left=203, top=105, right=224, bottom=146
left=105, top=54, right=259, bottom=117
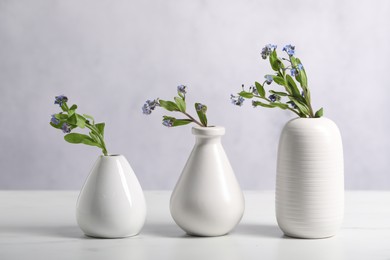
left=230, top=94, right=245, bottom=106
left=282, top=44, right=295, bottom=56
left=261, top=44, right=277, bottom=59
left=51, top=114, right=60, bottom=125
left=54, top=95, right=68, bottom=107
left=61, top=123, right=71, bottom=133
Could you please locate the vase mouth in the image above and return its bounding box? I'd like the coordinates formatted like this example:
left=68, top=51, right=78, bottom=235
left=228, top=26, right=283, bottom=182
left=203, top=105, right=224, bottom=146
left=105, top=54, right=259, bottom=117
left=100, top=154, right=121, bottom=157
left=192, top=126, right=225, bottom=136
left=292, top=117, right=328, bottom=120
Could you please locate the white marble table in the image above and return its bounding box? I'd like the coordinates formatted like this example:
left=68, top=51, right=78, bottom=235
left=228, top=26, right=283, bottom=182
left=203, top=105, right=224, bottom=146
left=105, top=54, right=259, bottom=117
left=0, top=191, right=389, bottom=260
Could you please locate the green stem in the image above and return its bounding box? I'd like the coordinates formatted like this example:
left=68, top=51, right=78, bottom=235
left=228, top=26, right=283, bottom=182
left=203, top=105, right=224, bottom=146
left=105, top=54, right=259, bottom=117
left=287, top=56, right=314, bottom=118
left=62, top=103, right=69, bottom=112
left=305, top=89, right=314, bottom=117
left=86, top=123, right=108, bottom=156
left=253, top=95, right=301, bottom=117
left=182, top=112, right=204, bottom=127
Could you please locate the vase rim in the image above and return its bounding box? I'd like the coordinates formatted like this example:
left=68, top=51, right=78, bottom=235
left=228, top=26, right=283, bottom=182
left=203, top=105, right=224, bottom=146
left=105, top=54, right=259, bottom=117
left=192, top=126, right=225, bottom=136
left=292, top=117, right=329, bottom=119
left=100, top=154, right=122, bottom=157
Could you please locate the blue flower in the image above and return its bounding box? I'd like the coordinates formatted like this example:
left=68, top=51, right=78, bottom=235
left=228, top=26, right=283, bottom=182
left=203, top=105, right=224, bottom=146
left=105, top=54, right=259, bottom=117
left=50, top=114, right=60, bottom=125
left=261, top=44, right=277, bottom=59
left=196, top=103, right=206, bottom=112
left=162, top=118, right=174, bottom=127
left=54, top=95, right=68, bottom=107
left=298, top=63, right=304, bottom=70
left=265, top=75, right=273, bottom=85
left=177, top=85, right=187, bottom=95
left=269, top=94, right=280, bottom=103
left=249, top=85, right=258, bottom=95
left=290, top=68, right=298, bottom=76
left=282, top=44, right=295, bottom=56
left=142, top=99, right=159, bottom=115
left=61, top=123, right=71, bottom=133
left=289, top=101, right=298, bottom=109
left=142, top=104, right=151, bottom=115
left=230, top=94, right=245, bottom=106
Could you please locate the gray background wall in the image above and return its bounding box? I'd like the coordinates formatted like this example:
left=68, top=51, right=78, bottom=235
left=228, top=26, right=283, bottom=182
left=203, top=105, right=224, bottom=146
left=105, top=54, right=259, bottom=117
left=0, top=0, right=389, bottom=190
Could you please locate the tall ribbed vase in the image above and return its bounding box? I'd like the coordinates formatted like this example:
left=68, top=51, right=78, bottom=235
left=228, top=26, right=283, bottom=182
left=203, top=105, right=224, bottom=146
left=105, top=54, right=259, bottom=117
left=276, top=118, right=344, bottom=239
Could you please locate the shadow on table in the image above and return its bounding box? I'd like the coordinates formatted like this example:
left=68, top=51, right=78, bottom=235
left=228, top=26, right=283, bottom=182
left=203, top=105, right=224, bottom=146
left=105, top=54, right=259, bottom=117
left=142, top=223, right=289, bottom=239
left=1, top=224, right=288, bottom=240
left=233, top=224, right=285, bottom=238
left=1, top=225, right=88, bottom=239
left=141, top=223, right=196, bottom=238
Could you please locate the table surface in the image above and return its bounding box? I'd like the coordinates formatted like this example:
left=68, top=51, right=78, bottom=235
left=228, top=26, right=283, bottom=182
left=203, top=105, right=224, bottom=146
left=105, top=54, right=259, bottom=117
left=0, top=191, right=389, bottom=260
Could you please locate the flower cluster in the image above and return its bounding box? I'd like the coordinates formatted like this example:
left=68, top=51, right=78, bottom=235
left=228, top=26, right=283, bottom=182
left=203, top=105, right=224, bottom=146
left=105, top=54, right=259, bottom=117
left=143, top=86, right=209, bottom=127
left=50, top=96, right=109, bottom=155
left=230, top=94, right=244, bottom=106
left=261, top=44, right=277, bottom=59
left=142, top=99, right=159, bottom=115
left=232, top=44, right=323, bottom=118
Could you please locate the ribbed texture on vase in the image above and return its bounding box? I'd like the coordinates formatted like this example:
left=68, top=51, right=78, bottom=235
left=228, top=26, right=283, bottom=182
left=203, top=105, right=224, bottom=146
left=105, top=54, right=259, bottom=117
left=276, top=118, right=344, bottom=239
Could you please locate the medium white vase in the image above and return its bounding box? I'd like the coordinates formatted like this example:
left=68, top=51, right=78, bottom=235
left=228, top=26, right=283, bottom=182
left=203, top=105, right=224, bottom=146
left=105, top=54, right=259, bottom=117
left=276, top=117, right=344, bottom=238
left=170, top=126, right=245, bottom=237
left=76, top=155, right=146, bottom=238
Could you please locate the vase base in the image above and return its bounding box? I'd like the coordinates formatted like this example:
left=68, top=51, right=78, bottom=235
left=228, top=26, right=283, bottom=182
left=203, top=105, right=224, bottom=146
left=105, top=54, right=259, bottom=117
left=83, top=232, right=140, bottom=239
left=185, top=231, right=229, bottom=237
left=282, top=231, right=337, bottom=239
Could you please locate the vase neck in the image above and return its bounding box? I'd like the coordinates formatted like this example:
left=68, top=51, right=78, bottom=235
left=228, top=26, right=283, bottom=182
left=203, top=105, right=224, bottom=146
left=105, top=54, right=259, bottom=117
left=192, top=126, right=225, bottom=137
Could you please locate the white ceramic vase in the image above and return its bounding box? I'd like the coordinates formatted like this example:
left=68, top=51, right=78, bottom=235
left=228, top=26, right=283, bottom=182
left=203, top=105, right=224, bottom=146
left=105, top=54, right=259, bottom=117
left=276, top=117, right=344, bottom=238
left=170, top=126, right=245, bottom=237
left=76, top=155, right=146, bottom=238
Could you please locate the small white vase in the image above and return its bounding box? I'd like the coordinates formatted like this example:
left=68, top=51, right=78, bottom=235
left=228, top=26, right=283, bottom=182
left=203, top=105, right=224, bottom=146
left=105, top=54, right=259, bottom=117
left=170, top=126, right=245, bottom=237
left=76, top=155, right=146, bottom=238
left=276, top=117, right=344, bottom=239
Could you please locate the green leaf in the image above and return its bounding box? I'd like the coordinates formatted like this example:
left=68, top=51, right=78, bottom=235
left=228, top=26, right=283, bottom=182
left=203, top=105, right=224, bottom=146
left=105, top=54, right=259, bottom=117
left=269, top=90, right=288, bottom=96
left=69, top=104, right=77, bottom=111
left=76, top=114, right=86, bottom=128
left=195, top=103, right=208, bottom=127
left=296, top=58, right=307, bottom=87
left=277, top=58, right=285, bottom=70
left=286, top=75, right=300, bottom=96
left=270, top=102, right=288, bottom=109
left=290, top=56, right=298, bottom=67
left=89, top=131, right=100, bottom=143
left=269, top=50, right=279, bottom=71
left=238, top=91, right=254, bottom=99
left=83, top=114, right=95, bottom=124
left=172, top=119, right=193, bottom=127
left=255, top=82, right=265, bottom=97
left=314, top=107, right=324, bottom=118
left=300, top=69, right=308, bottom=88
left=178, top=91, right=185, bottom=100
left=159, top=100, right=180, bottom=112
left=252, top=101, right=274, bottom=108
left=55, top=113, right=68, bottom=120
left=50, top=122, right=63, bottom=129
left=95, top=123, right=105, bottom=137
left=273, top=76, right=286, bottom=86
left=64, top=133, right=101, bottom=148
left=289, top=97, right=310, bottom=116
left=67, top=113, right=77, bottom=125
left=82, top=138, right=102, bottom=147
left=64, top=133, right=91, bottom=144
left=174, top=97, right=186, bottom=113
